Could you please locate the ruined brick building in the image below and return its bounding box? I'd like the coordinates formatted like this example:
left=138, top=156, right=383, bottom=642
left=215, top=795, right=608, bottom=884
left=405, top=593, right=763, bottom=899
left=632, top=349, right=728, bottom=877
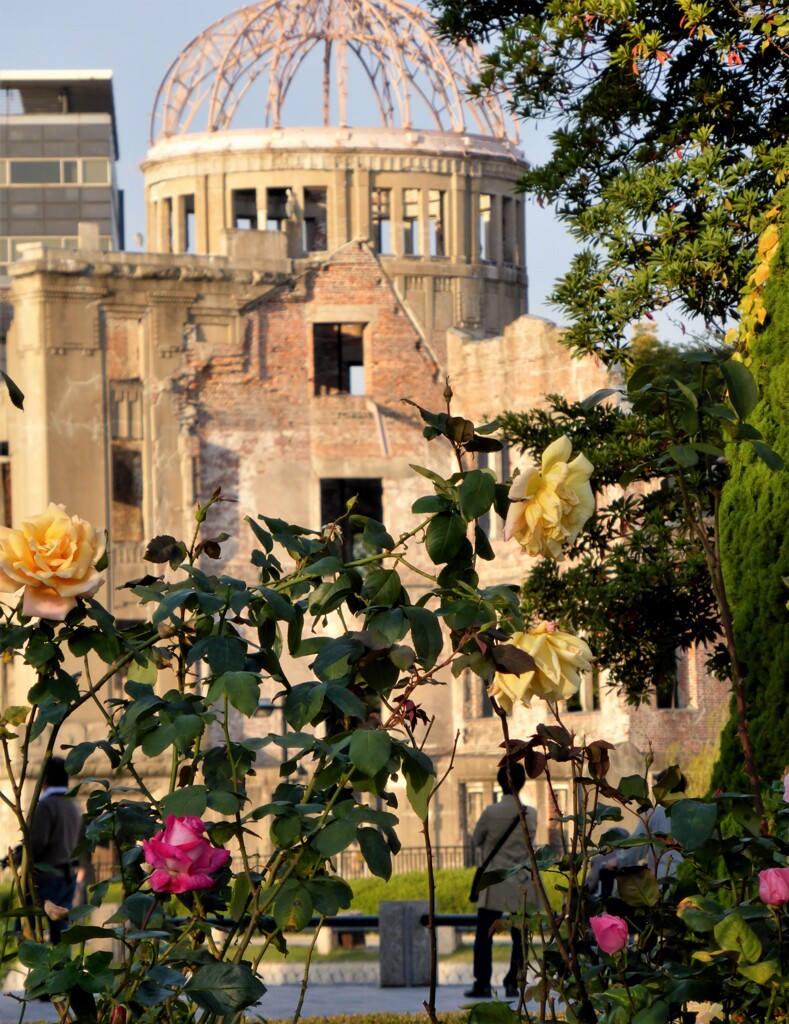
left=0, top=0, right=728, bottom=855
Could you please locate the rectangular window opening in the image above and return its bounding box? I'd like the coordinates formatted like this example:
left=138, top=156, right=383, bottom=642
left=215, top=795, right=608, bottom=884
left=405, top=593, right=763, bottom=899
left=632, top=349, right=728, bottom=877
left=304, top=187, right=328, bottom=251
left=183, top=194, right=196, bottom=254
left=111, top=444, right=144, bottom=542
left=232, top=189, right=258, bottom=230
left=502, top=196, right=514, bottom=263
left=313, top=322, right=366, bottom=396
left=371, top=188, right=392, bottom=255
left=403, top=188, right=420, bottom=256
left=9, top=160, right=61, bottom=184
left=429, top=189, right=446, bottom=257
left=479, top=194, right=493, bottom=262
left=266, top=187, right=288, bottom=231
left=82, top=158, right=110, bottom=184
left=320, top=478, right=382, bottom=562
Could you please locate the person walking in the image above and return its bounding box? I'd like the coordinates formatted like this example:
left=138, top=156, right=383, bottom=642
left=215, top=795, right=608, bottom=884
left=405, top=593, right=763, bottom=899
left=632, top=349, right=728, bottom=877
left=465, top=762, right=537, bottom=1000
left=28, top=755, right=86, bottom=943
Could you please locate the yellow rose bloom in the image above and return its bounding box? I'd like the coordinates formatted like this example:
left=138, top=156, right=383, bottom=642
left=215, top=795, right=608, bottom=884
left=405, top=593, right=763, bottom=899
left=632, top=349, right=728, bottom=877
left=488, top=621, right=594, bottom=712
left=0, top=503, right=105, bottom=620
left=504, top=435, right=594, bottom=560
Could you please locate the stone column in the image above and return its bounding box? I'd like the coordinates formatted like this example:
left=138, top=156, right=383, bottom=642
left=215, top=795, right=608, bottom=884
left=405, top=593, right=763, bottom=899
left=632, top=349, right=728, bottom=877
left=195, top=177, right=209, bottom=255
left=451, top=168, right=468, bottom=263
left=379, top=901, right=431, bottom=987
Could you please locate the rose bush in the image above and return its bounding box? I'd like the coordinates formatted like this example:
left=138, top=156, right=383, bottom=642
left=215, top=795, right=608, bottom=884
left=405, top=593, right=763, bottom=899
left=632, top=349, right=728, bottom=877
left=0, top=361, right=783, bottom=1024
left=0, top=502, right=104, bottom=619
left=488, top=619, right=594, bottom=709
left=142, top=815, right=230, bottom=894
left=504, top=434, right=594, bottom=559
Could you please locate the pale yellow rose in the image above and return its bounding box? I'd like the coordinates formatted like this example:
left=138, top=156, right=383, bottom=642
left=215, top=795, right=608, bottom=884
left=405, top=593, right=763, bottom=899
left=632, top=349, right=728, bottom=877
left=504, top=435, right=594, bottom=560
left=488, top=621, right=594, bottom=712
left=0, top=503, right=105, bottom=620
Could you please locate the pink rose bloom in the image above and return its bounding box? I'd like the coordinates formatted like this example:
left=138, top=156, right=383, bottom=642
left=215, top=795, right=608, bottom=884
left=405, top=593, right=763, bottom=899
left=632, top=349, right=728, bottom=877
left=142, top=815, right=230, bottom=894
left=590, top=913, right=628, bottom=954
left=759, top=867, right=789, bottom=906
left=783, top=773, right=789, bottom=803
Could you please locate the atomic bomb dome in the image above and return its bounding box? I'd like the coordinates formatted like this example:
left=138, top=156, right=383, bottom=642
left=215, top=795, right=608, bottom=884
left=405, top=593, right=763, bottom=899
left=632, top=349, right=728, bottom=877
left=143, top=0, right=527, bottom=337
left=150, top=0, right=515, bottom=141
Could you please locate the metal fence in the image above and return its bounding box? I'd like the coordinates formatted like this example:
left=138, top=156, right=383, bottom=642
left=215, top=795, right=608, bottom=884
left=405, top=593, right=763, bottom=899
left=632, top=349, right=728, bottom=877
left=334, top=844, right=473, bottom=880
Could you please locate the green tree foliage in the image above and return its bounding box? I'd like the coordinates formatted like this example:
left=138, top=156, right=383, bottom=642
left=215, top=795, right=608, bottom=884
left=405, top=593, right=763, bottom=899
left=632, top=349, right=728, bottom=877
left=433, top=0, right=789, bottom=359
left=714, top=226, right=789, bottom=790
left=500, top=366, right=724, bottom=705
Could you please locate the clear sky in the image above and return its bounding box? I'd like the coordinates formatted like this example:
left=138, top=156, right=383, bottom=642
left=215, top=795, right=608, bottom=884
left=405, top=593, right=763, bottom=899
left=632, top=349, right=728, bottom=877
left=2, top=0, right=576, bottom=323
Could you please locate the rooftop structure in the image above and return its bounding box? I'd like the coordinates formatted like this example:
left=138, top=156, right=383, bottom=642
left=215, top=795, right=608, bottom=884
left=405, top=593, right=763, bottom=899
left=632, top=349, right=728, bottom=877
left=150, top=0, right=515, bottom=141
left=0, top=70, right=123, bottom=275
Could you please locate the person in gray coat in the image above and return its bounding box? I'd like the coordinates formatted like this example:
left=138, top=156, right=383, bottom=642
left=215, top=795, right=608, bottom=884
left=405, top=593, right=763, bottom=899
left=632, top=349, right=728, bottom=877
left=465, top=762, right=537, bottom=1000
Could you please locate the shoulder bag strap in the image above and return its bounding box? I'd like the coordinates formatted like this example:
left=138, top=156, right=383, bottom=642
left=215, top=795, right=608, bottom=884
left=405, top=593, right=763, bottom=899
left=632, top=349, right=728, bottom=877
left=477, top=814, right=521, bottom=874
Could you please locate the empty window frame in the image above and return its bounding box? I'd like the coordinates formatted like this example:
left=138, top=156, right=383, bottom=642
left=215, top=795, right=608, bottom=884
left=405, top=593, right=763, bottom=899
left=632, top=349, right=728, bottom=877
left=371, top=188, right=392, bottom=255
left=183, top=194, right=196, bottom=254
left=304, top=187, right=328, bottom=251
left=320, top=477, right=383, bottom=561
left=313, top=323, right=366, bottom=396
left=232, top=189, right=257, bottom=230
left=429, top=189, right=446, bottom=257
left=111, top=445, right=144, bottom=541
left=479, top=193, right=493, bottom=262
left=502, top=196, right=514, bottom=263
left=403, top=188, right=420, bottom=255
left=266, top=187, right=288, bottom=231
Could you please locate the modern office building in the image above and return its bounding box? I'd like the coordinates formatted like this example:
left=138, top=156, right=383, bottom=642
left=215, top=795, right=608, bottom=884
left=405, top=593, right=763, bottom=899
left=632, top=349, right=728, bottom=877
left=0, top=70, right=123, bottom=276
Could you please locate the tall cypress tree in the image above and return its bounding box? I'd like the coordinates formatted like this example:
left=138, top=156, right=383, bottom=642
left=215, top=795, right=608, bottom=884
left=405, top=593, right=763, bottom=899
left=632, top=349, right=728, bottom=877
left=713, top=227, right=789, bottom=791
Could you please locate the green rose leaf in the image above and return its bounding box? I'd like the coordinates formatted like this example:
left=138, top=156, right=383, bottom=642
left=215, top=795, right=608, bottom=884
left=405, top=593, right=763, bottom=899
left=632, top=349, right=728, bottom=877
left=632, top=1003, right=670, bottom=1024
left=206, top=672, right=261, bottom=717
left=669, top=799, right=717, bottom=851
left=714, top=911, right=762, bottom=964
left=311, top=637, right=365, bottom=681
left=403, top=606, right=443, bottom=669
left=616, top=867, right=660, bottom=908
left=313, top=819, right=357, bottom=858
left=349, top=728, right=392, bottom=776
left=160, top=785, right=209, bottom=818
left=738, top=960, right=778, bottom=984
left=400, top=744, right=435, bottom=821
left=325, top=682, right=366, bottom=720
left=361, top=568, right=402, bottom=606
left=425, top=512, right=467, bottom=564
left=184, top=962, right=266, bottom=1015
left=358, top=826, right=392, bottom=880
left=306, top=876, right=353, bottom=916
left=458, top=469, right=496, bottom=522
left=468, top=1002, right=520, bottom=1023
left=283, top=682, right=326, bottom=729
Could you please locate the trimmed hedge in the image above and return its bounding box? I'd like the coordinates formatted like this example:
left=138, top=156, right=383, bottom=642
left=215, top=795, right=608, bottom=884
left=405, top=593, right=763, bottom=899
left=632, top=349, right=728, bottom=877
left=350, top=869, right=476, bottom=915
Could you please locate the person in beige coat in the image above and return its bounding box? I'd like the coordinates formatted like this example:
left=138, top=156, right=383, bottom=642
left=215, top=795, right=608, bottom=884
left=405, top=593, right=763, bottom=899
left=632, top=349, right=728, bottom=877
left=465, top=762, right=537, bottom=1000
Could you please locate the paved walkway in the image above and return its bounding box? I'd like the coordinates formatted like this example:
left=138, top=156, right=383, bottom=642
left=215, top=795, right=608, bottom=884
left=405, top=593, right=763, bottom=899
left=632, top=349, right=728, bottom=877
left=0, top=984, right=523, bottom=1022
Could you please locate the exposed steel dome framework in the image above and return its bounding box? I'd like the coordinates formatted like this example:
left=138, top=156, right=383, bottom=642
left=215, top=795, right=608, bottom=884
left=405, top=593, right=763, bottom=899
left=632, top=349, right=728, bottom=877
left=150, top=0, right=515, bottom=143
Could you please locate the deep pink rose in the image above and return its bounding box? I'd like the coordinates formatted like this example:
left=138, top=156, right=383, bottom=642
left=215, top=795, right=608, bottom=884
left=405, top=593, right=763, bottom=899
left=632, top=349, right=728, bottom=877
left=142, top=815, right=230, bottom=894
left=590, top=913, right=628, bottom=954
left=783, top=773, right=789, bottom=803
left=759, top=867, right=789, bottom=906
